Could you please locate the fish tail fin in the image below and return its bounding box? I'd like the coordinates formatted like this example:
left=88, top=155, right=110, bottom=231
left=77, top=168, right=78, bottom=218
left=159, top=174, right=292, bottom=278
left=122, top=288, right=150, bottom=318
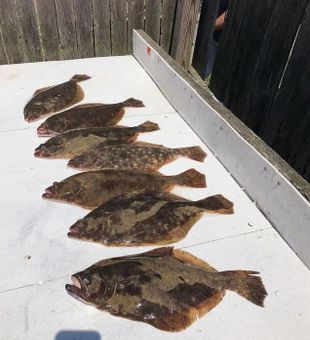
left=218, top=270, right=267, bottom=307
left=195, top=194, right=234, bottom=214
left=136, top=121, right=160, bottom=132
left=122, top=98, right=145, bottom=108
left=175, top=168, right=206, bottom=188
left=178, top=146, right=207, bottom=162
left=71, top=74, right=91, bottom=82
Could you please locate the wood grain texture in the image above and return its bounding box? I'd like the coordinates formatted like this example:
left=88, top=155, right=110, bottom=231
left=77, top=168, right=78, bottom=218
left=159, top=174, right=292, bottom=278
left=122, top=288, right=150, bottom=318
left=243, top=0, right=309, bottom=134
left=111, top=0, right=128, bottom=55
left=170, top=0, right=200, bottom=70
left=263, top=3, right=310, bottom=181
left=145, top=0, right=161, bottom=43
left=161, top=0, right=177, bottom=52
left=223, top=0, right=276, bottom=116
left=54, top=0, right=78, bottom=59
left=0, top=25, right=8, bottom=64
left=210, top=0, right=257, bottom=102
left=74, top=0, right=95, bottom=58
left=14, top=0, right=43, bottom=62
left=34, top=0, right=60, bottom=61
left=128, top=0, right=144, bottom=53
left=92, top=0, right=111, bottom=56
left=0, top=0, right=30, bottom=63
left=192, top=0, right=220, bottom=78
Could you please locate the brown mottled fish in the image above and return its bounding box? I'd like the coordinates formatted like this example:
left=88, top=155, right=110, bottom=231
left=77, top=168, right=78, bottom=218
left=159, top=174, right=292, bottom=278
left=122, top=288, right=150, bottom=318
left=24, top=74, right=91, bottom=122
left=67, top=143, right=207, bottom=171
left=37, top=98, right=145, bottom=136
left=42, top=168, right=206, bottom=210
left=68, top=192, right=234, bottom=246
left=65, top=247, right=267, bottom=332
left=34, top=121, right=159, bottom=159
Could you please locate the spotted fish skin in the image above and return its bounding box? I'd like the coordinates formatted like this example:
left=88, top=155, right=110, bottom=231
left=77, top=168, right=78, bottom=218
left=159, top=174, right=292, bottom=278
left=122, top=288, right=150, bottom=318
left=67, top=143, right=207, bottom=171
left=34, top=121, right=159, bottom=159
left=68, top=192, right=234, bottom=246
left=37, top=98, right=145, bottom=136
left=65, top=247, right=267, bottom=332
left=24, top=74, right=91, bottom=122
left=42, top=168, right=206, bottom=209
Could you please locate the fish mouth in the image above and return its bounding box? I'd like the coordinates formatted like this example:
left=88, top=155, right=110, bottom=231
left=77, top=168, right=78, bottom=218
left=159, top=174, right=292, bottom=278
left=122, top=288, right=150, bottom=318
left=34, top=147, right=49, bottom=158
left=65, top=275, right=89, bottom=302
left=25, top=113, right=38, bottom=123
left=42, top=187, right=55, bottom=199
left=67, top=224, right=80, bottom=238
left=67, top=158, right=79, bottom=168
left=37, top=126, right=51, bottom=136
left=67, top=157, right=83, bottom=168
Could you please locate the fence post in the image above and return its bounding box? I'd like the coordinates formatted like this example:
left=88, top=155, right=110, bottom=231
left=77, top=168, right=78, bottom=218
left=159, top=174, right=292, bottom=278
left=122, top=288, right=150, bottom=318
left=170, top=0, right=200, bottom=71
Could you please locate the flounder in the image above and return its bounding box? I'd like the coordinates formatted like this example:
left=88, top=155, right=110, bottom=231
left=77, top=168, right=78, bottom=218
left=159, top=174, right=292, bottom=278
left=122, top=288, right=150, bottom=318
left=34, top=121, right=159, bottom=159
left=42, top=168, right=206, bottom=209
left=67, top=143, right=207, bottom=171
left=24, top=74, right=91, bottom=122
left=68, top=192, right=234, bottom=246
left=65, top=247, right=267, bottom=332
left=37, top=98, right=145, bottom=136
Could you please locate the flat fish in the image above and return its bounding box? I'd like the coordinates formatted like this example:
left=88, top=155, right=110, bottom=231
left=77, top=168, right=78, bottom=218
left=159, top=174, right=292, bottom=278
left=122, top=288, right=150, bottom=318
left=65, top=247, right=267, bottom=332
left=34, top=121, right=159, bottom=159
left=42, top=168, right=206, bottom=210
left=24, top=74, right=91, bottom=122
left=67, top=143, right=207, bottom=171
left=37, top=98, right=145, bottom=136
left=68, top=192, right=234, bottom=246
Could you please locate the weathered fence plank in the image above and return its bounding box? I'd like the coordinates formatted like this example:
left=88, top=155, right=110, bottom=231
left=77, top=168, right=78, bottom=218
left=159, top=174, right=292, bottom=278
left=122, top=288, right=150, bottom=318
left=0, top=0, right=27, bottom=63
left=262, top=3, right=310, bottom=146
left=92, top=0, right=111, bottom=57
left=74, top=0, right=95, bottom=58
left=54, top=0, right=78, bottom=59
left=14, top=0, right=43, bottom=62
left=111, top=0, right=128, bottom=55
left=161, top=0, right=177, bottom=53
left=34, top=0, right=60, bottom=61
left=244, top=0, right=309, bottom=134
left=145, top=0, right=161, bottom=44
left=0, top=26, right=8, bottom=64
left=209, top=0, right=242, bottom=100
left=192, top=0, right=220, bottom=78
left=261, top=3, right=310, bottom=181
left=223, top=0, right=275, bottom=116
left=170, top=0, right=200, bottom=70
left=128, top=0, right=144, bottom=53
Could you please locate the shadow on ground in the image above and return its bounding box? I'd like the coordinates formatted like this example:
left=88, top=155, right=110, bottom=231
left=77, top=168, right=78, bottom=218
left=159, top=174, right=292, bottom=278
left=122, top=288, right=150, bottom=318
left=55, top=330, right=101, bottom=340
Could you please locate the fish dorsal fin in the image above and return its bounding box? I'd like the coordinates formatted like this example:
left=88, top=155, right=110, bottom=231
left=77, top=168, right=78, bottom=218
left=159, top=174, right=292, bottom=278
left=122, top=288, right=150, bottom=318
left=33, top=85, right=55, bottom=96
left=172, top=249, right=217, bottom=273
left=133, top=141, right=166, bottom=148
left=139, top=246, right=174, bottom=258
left=73, top=103, right=104, bottom=109
left=157, top=192, right=189, bottom=201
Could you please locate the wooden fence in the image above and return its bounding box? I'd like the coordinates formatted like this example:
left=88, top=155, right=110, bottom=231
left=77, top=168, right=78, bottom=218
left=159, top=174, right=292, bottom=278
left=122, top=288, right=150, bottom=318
left=0, top=0, right=200, bottom=70
left=192, top=0, right=310, bottom=182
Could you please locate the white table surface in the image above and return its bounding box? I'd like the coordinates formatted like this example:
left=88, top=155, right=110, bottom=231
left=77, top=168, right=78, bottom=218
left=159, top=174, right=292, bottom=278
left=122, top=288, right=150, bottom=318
left=0, top=56, right=309, bottom=340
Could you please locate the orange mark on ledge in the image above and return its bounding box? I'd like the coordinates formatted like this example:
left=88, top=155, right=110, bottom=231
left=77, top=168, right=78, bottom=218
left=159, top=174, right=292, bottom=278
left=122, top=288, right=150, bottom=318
left=147, top=46, right=151, bottom=56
